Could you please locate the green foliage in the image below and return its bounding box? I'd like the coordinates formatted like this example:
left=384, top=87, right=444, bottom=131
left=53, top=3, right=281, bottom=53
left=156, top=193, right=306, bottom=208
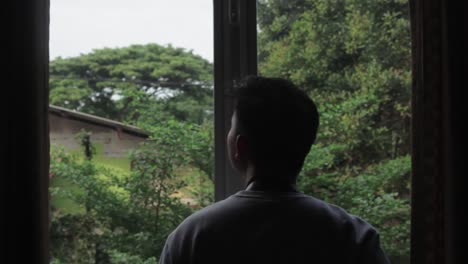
left=50, top=213, right=105, bottom=264
left=49, top=118, right=215, bottom=262
left=49, top=146, right=103, bottom=262
left=49, top=43, right=213, bottom=125
left=49, top=43, right=215, bottom=262
left=259, top=0, right=411, bottom=258
left=75, top=129, right=96, bottom=160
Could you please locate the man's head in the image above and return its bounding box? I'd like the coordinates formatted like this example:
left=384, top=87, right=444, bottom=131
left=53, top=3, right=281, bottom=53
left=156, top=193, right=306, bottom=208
left=227, top=76, right=319, bottom=184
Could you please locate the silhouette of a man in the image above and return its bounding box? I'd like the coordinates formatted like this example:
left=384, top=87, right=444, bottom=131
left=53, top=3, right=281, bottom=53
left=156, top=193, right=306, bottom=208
left=159, top=76, right=390, bottom=264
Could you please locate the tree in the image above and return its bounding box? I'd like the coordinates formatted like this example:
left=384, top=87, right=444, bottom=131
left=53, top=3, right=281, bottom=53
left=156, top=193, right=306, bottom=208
left=258, top=0, right=411, bottom=259
left=49, top=43, right=213, bottom=125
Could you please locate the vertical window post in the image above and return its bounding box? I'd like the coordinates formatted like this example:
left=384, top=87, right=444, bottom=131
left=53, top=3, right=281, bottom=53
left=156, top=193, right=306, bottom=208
left=213, top=0, right=257, bottom=201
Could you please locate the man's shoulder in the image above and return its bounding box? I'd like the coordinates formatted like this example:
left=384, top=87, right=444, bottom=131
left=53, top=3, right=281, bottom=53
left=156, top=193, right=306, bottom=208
left=175, top=191, right=376, bottom=236
left=168, top=195, right=240, bottom=234
left=161, top=192, right=388, bottom=263
left=177, top=195, right=240, bottom=226
left=300, top=194, right=379, bottom=237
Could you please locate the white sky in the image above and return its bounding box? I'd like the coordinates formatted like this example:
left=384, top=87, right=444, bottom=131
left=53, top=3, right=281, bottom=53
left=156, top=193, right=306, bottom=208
left=50, top=0, right=213, bottom=62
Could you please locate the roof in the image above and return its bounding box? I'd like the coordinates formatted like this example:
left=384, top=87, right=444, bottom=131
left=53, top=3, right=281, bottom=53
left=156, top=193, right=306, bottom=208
left=49, top=105, right=150, bottom=138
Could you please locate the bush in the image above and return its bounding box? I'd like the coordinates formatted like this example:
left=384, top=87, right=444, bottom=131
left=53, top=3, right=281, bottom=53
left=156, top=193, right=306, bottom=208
left=49, top=119, right=211, bottom=262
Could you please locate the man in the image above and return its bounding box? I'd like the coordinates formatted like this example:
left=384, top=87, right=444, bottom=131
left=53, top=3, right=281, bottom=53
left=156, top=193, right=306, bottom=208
left=159, top=76, right=390, bottom=264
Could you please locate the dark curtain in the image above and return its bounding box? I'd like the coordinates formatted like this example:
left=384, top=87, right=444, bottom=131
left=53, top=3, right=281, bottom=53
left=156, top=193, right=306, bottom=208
left=2, top=0, right=50, bottom=263
left=410, top=1, right=466, bottom=263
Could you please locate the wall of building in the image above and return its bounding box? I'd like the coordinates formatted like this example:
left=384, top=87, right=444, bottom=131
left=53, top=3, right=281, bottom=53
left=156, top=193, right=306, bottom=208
left=49, top=113, right=146, bottom=158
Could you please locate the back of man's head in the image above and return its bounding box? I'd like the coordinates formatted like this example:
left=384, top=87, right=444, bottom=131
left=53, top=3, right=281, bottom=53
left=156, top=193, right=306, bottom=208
left=234, top=76, right=319, bottom=182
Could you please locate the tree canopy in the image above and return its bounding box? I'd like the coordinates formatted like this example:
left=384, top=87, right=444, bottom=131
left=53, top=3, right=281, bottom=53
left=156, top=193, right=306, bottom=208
left=49, top=43, right=213, bottom=125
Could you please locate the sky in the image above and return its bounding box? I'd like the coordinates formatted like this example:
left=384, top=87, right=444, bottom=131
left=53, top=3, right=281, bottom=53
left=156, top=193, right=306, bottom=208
left=50, top=0, right=213, bottom=62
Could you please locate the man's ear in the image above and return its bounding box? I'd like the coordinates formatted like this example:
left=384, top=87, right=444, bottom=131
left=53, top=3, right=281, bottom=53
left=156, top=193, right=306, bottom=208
left=235, top=135, right=249, bottom=161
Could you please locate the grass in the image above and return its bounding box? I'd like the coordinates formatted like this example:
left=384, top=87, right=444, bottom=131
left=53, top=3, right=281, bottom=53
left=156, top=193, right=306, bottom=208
left=93, top=143, right=131, bottom=172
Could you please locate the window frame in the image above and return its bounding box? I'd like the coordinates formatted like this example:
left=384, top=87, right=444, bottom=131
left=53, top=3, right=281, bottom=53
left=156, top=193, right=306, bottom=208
left=213, top=0, right=257, bottom=200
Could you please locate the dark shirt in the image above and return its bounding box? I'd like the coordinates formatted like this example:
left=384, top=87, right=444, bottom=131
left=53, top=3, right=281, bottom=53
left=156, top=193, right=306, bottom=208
left=159, top=188, right=390, bottom=264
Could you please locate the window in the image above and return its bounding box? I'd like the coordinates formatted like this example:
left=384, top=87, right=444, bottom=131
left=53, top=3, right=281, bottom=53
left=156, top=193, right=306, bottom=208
left=48, top=1, right=214, bottom=262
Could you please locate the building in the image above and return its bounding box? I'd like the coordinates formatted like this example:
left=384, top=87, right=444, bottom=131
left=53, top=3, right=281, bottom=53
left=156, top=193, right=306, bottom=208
left=49, top=105, right=149, bottom=158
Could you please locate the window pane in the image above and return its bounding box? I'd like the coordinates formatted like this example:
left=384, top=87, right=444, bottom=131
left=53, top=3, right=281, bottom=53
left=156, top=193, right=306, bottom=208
left=257, top=1, right=411, bottom=262
left=49, top=1, right=214, bottom=262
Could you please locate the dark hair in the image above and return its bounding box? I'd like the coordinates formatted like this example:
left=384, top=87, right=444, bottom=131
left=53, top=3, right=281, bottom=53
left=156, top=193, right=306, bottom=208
left=234, top=76, right=319, bottom=181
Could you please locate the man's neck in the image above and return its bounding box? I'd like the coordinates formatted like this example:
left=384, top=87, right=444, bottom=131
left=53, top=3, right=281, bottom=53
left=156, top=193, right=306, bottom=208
left=243, top=166, right=298, bottom=192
